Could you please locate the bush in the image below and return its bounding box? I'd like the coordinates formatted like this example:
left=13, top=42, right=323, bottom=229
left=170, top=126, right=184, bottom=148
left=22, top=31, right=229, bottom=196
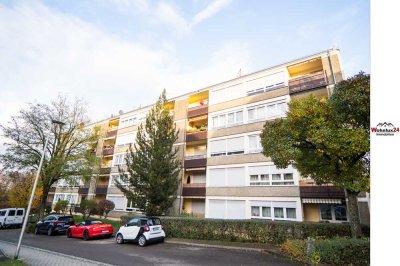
left=120, top=216, right=369, bottom=244
left=79, top=199, right=97, bottom=219
left=54, top=200, right=69, bottom=213
left=281, top=237, right=370, bottom=265
left=97, top=199, right=115, bottom=219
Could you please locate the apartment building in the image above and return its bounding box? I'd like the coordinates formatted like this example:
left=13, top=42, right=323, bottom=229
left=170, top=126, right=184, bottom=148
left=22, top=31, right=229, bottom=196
left=48, top=48, right=370, bottom=224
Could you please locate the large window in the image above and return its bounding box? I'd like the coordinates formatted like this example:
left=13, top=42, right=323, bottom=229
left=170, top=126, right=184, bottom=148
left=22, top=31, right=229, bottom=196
left=113, top=154, right=126, bottom=166
left=208, top=167, right=245, bottom=187
left=248, top=165, right=295, bottom=186
left=320, top=204, right=348, bottom=222
left=53, top=194, right=78, bottom=205
left=57, top=177, right=80, bottom=187
left=247, top=100, right=287, bottom=122
left=210, top=137, right=244, bottom=157
left=248, top=134, right=262, bottom=153
left=116, top=133, right=136, bottom=147
left=212, top=110, right=243, bottom=129
left=250, top=201, right=297, bottom=220
left=119, top=117, right=137, bottom=129
left=110, top=174, right=129, bottom=187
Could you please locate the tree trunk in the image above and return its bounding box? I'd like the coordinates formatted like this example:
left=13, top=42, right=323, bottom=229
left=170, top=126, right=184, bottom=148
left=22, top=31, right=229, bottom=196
left=39, top=186, right=50, bottom=219
left=346, top=189, right=363, bottom=238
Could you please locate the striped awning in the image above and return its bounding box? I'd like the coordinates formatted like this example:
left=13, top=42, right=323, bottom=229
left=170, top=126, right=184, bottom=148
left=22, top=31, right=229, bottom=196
left=302, top=198, right=342, bottom=204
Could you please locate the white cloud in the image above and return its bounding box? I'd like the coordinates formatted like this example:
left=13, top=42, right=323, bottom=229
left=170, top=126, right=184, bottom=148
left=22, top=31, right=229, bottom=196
left=192, top=0, right=230, bottom=27
left=153, top=0, right=231, bottom=34
left=0, top=1, right=251, bottom=155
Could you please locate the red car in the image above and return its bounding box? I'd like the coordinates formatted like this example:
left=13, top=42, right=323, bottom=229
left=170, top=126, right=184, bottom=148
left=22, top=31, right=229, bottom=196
left=67, top=220, right=113, bottom=240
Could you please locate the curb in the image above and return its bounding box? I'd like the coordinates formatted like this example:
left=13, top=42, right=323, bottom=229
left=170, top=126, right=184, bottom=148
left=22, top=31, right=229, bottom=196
left=0, top=240, right=114, bottom=266
left=165, top=239, right=281, bottom=255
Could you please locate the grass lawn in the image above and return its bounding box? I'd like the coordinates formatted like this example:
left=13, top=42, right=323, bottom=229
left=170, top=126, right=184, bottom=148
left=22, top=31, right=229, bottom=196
left=0, top=259, right=28, bottom=266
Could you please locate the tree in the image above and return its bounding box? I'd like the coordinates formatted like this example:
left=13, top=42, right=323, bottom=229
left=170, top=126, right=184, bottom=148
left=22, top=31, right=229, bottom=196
left=116, top=90, right=182, bottom=216
left=0, top=95, right=100, bottom=218
left=0, top=175, right=11, bottom=208
left=97, top=199, right=115, bottom=219
left=54, top=200, right=69, bottom=214
left=79, top=199, right=97, bottom=219
left=261, top=72, right=370, bottom=238
left=7, top=172, right=42, bottom=211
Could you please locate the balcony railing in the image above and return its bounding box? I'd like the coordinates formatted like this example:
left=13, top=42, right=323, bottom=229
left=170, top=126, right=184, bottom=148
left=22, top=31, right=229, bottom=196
left=78, top=187, right=89, bottom=194
left=100, top=167, right=111, bottom=175
left=300, top=186, right=345, bottom=199
left=186, top=131, right=207, bottom=142
left=188, top=105, right=208, bottom=118
left=95, top=185, right=108, bottom=195
left=106, top=129, right=118, bottom=138
left=183, top=183, right=206, bottom=188
left=184, top=156, right=207, bottom=168
left=182, top=186, right=206, bottom=197
left=289, top=71, right=327, bottom=94
left=103, top=147, right=114, bottom=156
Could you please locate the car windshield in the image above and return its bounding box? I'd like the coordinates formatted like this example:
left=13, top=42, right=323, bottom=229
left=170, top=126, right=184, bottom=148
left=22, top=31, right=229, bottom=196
left=88, top=221, right=102, bottom=225
left=148, top=218, right=161, bottom=226
left=59, top=216, right=74, bottom=222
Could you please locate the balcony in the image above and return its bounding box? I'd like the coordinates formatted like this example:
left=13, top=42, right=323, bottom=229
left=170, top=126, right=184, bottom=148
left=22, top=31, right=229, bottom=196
left=184, top=155, right=207, bottom=168
left=103, top=146, right=114, bottom=156
left=188, top=105, right=208, bottom=118
left=106, top=129, right=118, bottom=138
left=78, top=187, right=89, bottom=194
left=289, top=71, right=327, bottom=94
left=95, top=185, right=108, bottom=195
left=300, top=186, right=345, bottom=199
left=100, top=167, right=111, bottom=175
left=182, top=184, right=206, bottom=197
left=186, top=131, right=207, bottom=142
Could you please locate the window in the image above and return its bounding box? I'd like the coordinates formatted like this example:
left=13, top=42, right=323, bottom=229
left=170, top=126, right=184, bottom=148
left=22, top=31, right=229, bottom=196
left=210, top=137, right=244, bottom=157
left=247, top=101, right=287, bottom=123
left=320, top=204, right=348, bottom=222
left=9, top=210, right=15, bottom=216
left=0, top=211, right=6, bottom=216
left=119, top=117, right=137, bottom=129
left=212, top=110, right=243, bottom=129
left=286, top=208, right=296, bottom=219
left=116, top=133, right=135, bottom=147
left=274, top=208, right=284, bottom=218
left=113, top=154, right=126, bottom=166
left=209, top=167, right=245, bottom=187
left=53, top=194, right=77, bottom=205
left=247, top=106, right=265, bottom=121
left=128, top=218, right=139, bottom=226
left=249, top=165, right=294, bottom=186
left=110, top=174, right=129, bottom=187
left=248, top=135, right=262, bottom=153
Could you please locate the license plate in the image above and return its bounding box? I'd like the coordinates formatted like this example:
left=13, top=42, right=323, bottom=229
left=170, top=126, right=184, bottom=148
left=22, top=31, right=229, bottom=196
left=102, top=230, right=109, bottom=233
left=152, top=227, right=159, bottom=231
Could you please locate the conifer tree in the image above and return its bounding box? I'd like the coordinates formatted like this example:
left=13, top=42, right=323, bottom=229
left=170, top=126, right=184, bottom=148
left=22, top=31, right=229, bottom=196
left=116, top=90, right=182, bottom=216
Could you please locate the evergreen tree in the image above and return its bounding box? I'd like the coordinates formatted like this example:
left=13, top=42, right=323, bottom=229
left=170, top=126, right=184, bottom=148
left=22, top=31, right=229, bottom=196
left=116, top=90, right=182, bottom=216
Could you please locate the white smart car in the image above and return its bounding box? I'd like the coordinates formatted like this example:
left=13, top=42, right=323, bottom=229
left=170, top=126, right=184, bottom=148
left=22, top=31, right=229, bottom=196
left=115, top=216, right=165, bottom=247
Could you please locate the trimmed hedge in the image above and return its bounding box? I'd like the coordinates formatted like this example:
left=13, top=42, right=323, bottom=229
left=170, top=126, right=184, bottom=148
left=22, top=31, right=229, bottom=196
left=281, top=237, right=370, bottom=265
left=120, top=215, right=369, bottom=244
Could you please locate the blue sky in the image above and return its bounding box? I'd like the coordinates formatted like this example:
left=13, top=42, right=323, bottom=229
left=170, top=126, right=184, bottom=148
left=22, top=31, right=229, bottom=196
left=0, top=0, right=370, bottom=134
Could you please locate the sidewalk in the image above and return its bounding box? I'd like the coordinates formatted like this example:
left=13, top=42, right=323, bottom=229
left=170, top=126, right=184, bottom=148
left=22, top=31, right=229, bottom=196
left=165, top=238, right=282, bottom=255
left=0, top=240, right=113, bottom=266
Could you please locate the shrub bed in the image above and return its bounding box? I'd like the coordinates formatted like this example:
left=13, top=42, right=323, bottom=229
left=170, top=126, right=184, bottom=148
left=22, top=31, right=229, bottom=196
left=281, top=237, right=370, bottom=265
left=120, top=215, right=369, bottom=244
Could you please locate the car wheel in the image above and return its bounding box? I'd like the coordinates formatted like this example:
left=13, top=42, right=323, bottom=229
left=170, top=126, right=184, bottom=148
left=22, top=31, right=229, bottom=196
left=160, top=237, right=165, bottom=243
left=116, top=233, right=124, bottom=244
left=47, top=227, right=53, bottom=236
left=67, top=230, right=71, bottom=238
left=34, top=227, right=39, bottom=235
left=83, top=230, right=90, bottom=241
left=138, top=235, right=147, bottom=247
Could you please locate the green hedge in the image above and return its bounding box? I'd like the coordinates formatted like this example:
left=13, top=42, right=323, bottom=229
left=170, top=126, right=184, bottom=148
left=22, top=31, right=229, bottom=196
left=281, top=237, right=370, bottom=265
left=120, top=215, right=369, bottom=244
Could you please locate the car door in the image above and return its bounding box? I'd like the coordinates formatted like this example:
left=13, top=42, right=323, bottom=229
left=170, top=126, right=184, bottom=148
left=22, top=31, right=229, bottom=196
left=16, top=209, right=24, bottom=224
left=76, top=221, right=86, bottom=237
left=124, top=218, right=140, bottom=240
left=6, top=209, right=16, bottom=225
left=39, top=216, right=52, bottom=231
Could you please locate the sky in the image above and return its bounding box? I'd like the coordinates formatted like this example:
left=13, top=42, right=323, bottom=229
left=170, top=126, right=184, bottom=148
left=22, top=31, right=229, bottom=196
left=0, top=0, right=370, bottom=153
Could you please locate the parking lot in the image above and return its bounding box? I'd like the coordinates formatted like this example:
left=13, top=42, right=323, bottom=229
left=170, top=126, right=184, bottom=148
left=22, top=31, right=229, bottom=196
left=0, top=228, right=297, bottom=265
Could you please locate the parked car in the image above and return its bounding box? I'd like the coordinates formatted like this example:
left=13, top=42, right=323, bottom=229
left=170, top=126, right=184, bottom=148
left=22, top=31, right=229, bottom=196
left=34, top=214, right=75, bottom=236
left=115, top=216, right=165, bottom=247
left=0, top=208, right=25, bottom=229
left=67, top=220, right=113, bottom=240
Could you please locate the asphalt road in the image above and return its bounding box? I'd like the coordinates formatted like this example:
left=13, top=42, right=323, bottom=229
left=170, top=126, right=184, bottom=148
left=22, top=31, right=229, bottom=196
left=0, top=228, right=298, bottom=265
